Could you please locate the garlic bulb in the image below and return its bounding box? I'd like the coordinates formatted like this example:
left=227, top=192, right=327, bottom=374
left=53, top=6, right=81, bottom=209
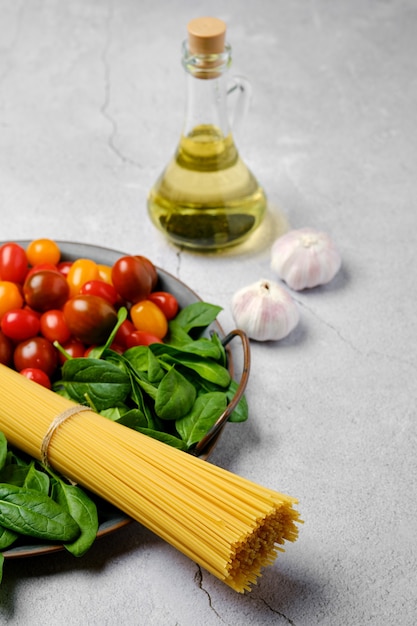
left=270, top=227, right=342, bottom=291
left=231, top=279, right=300, bottom=342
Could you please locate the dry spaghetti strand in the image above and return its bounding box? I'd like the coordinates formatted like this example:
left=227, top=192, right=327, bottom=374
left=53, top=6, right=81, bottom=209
left=0, top=364, right=301, bottom=592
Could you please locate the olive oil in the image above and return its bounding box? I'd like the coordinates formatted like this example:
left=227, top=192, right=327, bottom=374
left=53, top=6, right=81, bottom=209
left=147, top=124, right=267, bottom=250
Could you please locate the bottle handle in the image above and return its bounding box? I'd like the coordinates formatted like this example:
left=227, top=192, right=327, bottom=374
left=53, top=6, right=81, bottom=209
left=227, top=75, right=252, bottom=137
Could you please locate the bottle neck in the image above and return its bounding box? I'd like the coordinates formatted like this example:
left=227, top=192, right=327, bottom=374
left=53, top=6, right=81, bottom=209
left=181, top=41, right=232, bottom=138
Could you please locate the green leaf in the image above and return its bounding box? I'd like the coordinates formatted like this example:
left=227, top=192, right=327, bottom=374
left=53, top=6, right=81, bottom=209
left=136, top=428, right=189, bottom=451
left=23, top=462, right=50, bottom=495
left=155, top=367, right=196, bottom=421
left=0, top=433, right=7, bottom=473
left=0, top=483, right=80, bottom=541
left=0, top=525, right=18, bottom=550
left=176, top=392, right=227, bottom=447
left=50, top=478, right=98, bottom=557
left=55, top=358, right=131, bottom=411
left=161, top=354, right=231, bottom=387
left=101, top=407, right=148, bottom=430
left=0, top=553, right=4, bottom=584
left=123, top=346, right=151, bottom=371
left=172, top=302, right=222, bottom=334
left=226, top=380, right=249, bottom=423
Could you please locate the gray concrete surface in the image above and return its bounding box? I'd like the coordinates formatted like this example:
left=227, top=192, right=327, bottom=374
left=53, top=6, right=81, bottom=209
left=0, top=0, right=416, bottom=624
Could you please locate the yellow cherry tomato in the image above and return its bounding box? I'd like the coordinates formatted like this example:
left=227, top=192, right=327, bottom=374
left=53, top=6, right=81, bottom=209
left=26, top=239, right=61, bottom=266
left=0, top=281, right=24, bottom=321
left=66, top=258, right=100, bottom=297
left=130, top=300, right=168, bottom=339
left=97, top=264, right=113, bottom=285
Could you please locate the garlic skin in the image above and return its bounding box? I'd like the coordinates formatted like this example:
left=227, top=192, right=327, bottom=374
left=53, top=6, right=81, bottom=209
left=271, top=228, right=342, bottom=291
left=231, top=279, right=300, bottom=342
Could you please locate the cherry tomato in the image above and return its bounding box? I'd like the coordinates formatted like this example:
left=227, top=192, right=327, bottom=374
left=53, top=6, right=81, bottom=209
left=23, top=270, right=69, bottom=312
left=26, top=263, right=58, bottom=281
left=14, top=336, right=58, bottom=376
left=26, top=239, right=61, bottom=266
left=125, top=330, right=163, bottom=348
left=63, top=295, right=118, bottom=345
left=130, top=300, right=168, bottom=339
left=0, top=330, right=13, bottom=366
left=1, top=308, right=41, bottom=341
left=40, top=309, right=71, bottom=344
left=0, top=281, right=24, bottom=321
left=20, top=367, right=51, bottom=389
left=135, top=255, right=158, bottom=290
left=79, top=280, right=118, bottom=305
left=66, top=259, right=100, bottom=297
left=58, top=339, right=86, bottom=364
left=148, top=291, right=179, bottom=321
left=111, top=256, right=153, bottom=303
left=97, top=264, right=113, bottom=285
left=0, top=243, right=28, bottom=283
left=57, top=261, right=73, bottom=278
left=113, top=319, right=136, bottom=349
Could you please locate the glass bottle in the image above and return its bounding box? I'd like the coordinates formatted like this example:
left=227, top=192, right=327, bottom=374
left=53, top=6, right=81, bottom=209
left=147, top=17, right=267, bottom=251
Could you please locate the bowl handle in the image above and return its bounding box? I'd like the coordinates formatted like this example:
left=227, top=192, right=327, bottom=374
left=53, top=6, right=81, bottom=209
left=194, top=329, right=251, bottom=458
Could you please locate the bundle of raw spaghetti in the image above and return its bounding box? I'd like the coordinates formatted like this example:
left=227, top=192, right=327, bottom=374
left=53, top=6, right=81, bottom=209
left=0, top=364, right=300, bottom=592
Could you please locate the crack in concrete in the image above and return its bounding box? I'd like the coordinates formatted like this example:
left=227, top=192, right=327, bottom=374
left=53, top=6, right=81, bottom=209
left=296, top=298, right=417, bottom=371
left=252, top=596, right=297, bottom=625
left=100, top=0, right=142, bottom=169
left=194, top=565, right=225, bottom=622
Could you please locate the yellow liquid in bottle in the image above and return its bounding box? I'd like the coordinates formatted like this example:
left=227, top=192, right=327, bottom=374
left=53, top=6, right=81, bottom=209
left=147, top=125, right=267, bottom=250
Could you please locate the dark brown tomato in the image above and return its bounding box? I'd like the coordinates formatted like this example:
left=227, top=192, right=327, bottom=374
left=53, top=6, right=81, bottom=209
left=63, top=295, right=118, bottom=345
left=23, top=270, right=70, bottom=312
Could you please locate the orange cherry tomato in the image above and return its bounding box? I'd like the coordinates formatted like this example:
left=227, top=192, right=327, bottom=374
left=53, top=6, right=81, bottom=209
left=0, top=281, right=24, bottom=321
left=97, top=264, right=113, bottom=285
left=26, top=239, right=61, bottom=266
left=130, top=300, right=168, bottom=339
left=66, top=259, right=100, bottom=297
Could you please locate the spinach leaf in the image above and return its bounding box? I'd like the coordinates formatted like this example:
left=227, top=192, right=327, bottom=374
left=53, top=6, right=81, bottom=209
left=160, top=354, right=231, bottom=387
left=154, top=367, right=196, bottom=421
left=0, top=483, right=80, bottom=541
left=50, top=475, right=98, bottom=557
left=176, top=392, right=228, bottom=447
left=135, top=428, right=188, bottom=451
left=55, top=358, right=131, bottom=411
left=0, top=433, right=7, bottom=473
left=0, top=525, right=18, bottom=550
left=100, top=407, right=148, bottom=430
left=226, top=380, right=249, bottom=423
left=23, top=461, right=50, bottom=495
left=171, top=302, right=222, bottom=334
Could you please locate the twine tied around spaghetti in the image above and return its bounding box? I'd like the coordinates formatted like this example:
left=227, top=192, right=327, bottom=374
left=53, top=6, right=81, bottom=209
left=40, top=404, right=91, bottom=466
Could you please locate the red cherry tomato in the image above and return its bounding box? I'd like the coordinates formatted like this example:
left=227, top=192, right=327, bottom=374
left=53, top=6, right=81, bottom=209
left=1, top=308, right=41, bottom=341
left=58, top=339, right=86, bottom=364
left=26, top=239, right=61, bottom=266
left=14, top=336, right=58, bottom=376
left=40, top=309, right=71, bottom=344
left=148, top=291, right=179, bottom=321
left=57, top=261, right=73, bottom=278
left=79, top=280, right=118, bottom=305
left=23, top=270, right=70, bottom=312
left=111, top=256, right=153, bottom=303
left=130, top=300, right=168, bottom=339
left=0, top=281, right=24, bottom=321
left=0, top=330, right=14, bottom=366
left=0, top=243, right=28, bottom=283
left=125, top=330, right=163, bottom=348
left=63, top=295, right=118, bottom=345
left=20, top=367, right=51, bottom=389
left=134, top=255, right=158, bottom=290
left=113, top=319, right=136, bottom=348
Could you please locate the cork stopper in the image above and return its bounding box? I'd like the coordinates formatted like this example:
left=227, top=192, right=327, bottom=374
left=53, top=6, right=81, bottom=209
left=187, top=17, right=226, bottom=55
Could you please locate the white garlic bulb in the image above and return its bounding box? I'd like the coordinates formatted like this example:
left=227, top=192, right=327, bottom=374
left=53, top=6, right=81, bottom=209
left=270, top=227, right=342, bottom=291
left=231, top=279, right=300, bottom=342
